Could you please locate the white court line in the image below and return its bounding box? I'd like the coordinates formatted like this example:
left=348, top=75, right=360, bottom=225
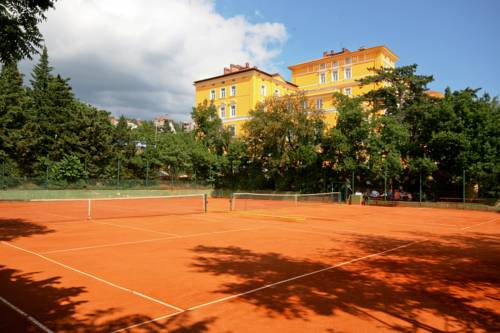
left=186, top=239, right=425, bottom=311
left=0, top=296, right=54, bottom=333
left=0, top=241, right=184, bottom=312
left=90, top=220, right=180, bottom=237
left=41, top=236, right=177, bottom=254
left=40, top=226, right=267, bottom=254
left=111, top=215, right=500, bottom=332
left=111, top=238, right=424, bottom=333
left=460, top=217, right=498, bottom=230
left=110, top=310, right=185, bottom=333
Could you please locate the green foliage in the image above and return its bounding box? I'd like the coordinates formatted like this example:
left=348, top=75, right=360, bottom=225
left=323, top=93, right=370, bottom=175
left=243, top=93, right=324, bottom=190
left=0, top=0, right=56, bottom=64
left=49, top=154, right=87, bottom=183
left=0, top=62, right=28, bottom=160
left=191, top=100, right=230, bottom=154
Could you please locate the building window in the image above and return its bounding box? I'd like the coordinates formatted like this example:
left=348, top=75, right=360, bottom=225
left=332, top=61, right=338, bottom=68
left=228, top=125, right=236, bottom=137
left=319, top=72, right=326, bottom=84
left=220, top=87, right=226, bottom=98
left=302, top=100, right=308, bottom=109
left=344, top=67, right=352, bottom=80
left=220, top=105, right=225, bottom=118
left=332, top=70, right=338, bottom=81
left=345, top=57, right=352, bottom=65
left=230, top=85, right=236, bottom=96
left=316, top=98, right=323, bottom=109
left=230, top=104, right=236, bottom=117
left=345, top=87, right=352, bottom=96
left=320, top=63, right=326, bottom=70
left=210, top=90, right=215, bottom=100
left=261, top=84, right=266, bottom=96
left=274, top=89, right=280, bottom=96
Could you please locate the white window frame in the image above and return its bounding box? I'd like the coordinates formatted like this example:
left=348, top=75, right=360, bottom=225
left=220, top=105, right=226, bottom=118
left=316, top=98, right=323, bottom=109
left=332, top=61, right=338, bottom=68
left=230, top=85, right=236, bottom=96
left=332, top=70, right=338, bottom=82
left=230, top=104, right=236, bottom=117
left=344, top=67, right=352, bottom=80
left=210, top=89, right=215, bottom=100
left=220, top=87, right=226, bottom=98
left=319, top=72, right=326, bottom=84
left=261, top=84, right=266, bottom=96
left=345, top=87, right=352, bottom=96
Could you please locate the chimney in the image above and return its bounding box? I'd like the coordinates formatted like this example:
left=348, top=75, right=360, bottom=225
left=342, top=47, right=349, bottom=53
left=224, top=67, right=231, bottom=74
left=323, top=51, right=328, bottom=57
left=245, top=62, right=250, bottom=68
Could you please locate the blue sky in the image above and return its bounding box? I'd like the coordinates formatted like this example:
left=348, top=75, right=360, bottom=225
left=216, top=0, right=500, bottom=96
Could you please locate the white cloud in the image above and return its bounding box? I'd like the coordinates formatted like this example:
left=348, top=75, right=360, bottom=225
left=33, top=0, right=288, bottom=121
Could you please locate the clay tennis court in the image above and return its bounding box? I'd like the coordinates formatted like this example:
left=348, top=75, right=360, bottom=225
left=1, top=195, right=499, bottom=333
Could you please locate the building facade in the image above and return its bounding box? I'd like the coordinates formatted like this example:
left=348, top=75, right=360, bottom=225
left=194, top=45, right=398, bottom=136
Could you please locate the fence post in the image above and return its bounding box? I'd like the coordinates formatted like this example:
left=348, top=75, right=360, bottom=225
left=419, top=172, right=422, bottom=204
left=45, top=162, right=49, bottom=189
left=462, top=168, right=466, bottom=204
left=1, top=160, right=4, bottom=189
left=384, top=163, right=387, bottom=201
left=351, top=171, right=355, bottom=195
left=117, top=160, right=120, bottom=188
left=146, top=159, right=149, bottom=186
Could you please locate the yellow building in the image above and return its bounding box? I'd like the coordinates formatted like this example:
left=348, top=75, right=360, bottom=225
left=194, top=63, right=298, bottom=136
left=194, top=45, right=398, bottom=135
left=289, top=45, right=398, bottom=125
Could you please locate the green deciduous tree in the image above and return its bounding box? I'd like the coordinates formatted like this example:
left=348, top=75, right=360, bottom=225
left=244, top=93, right=324, bottom=190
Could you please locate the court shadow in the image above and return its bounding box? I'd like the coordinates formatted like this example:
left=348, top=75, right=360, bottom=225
left=0, top=265, right=219, bottom=333
left=190, top=231, right=500, bottom=332
left=0, top=218, right=54, bottom=241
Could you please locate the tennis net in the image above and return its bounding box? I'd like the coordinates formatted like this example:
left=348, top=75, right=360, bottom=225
left=19, top=194, right=208, bottom=223
left=230, top=192, right=341, bottom=211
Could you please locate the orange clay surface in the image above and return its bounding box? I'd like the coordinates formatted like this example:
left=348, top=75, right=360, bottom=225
left=0, top=198, right=499, bottom=333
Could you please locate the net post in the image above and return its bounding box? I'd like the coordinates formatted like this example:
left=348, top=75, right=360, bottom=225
left=87, top=199, right=91, bottom=219
left=230, top=193, right=235, bottom=211
left=294, top=194, right=298, bottom=207
left=203, top=194, right=208, bottom=213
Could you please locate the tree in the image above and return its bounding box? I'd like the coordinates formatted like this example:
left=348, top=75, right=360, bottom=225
left=322, top=93, right=370, bottom=190
left=0, top=62, right=28, bottom=171
left=0, top=0, right=56, bottom=63
left=243, top=93, right=324, bottom=190
left=191, top=100, right=230, bottom=155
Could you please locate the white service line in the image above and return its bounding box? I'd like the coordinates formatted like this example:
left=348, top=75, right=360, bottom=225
left=0, top=296, right=54, bottom=333
left=459, top=217, right=498, bottom=230
left=90, top=220, right=180, bottom=237
left=41, top=226, right=267, bottom=255
left=0, top=241, right=184, bottom=312
left=41, top=236, right=178, bottom=254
